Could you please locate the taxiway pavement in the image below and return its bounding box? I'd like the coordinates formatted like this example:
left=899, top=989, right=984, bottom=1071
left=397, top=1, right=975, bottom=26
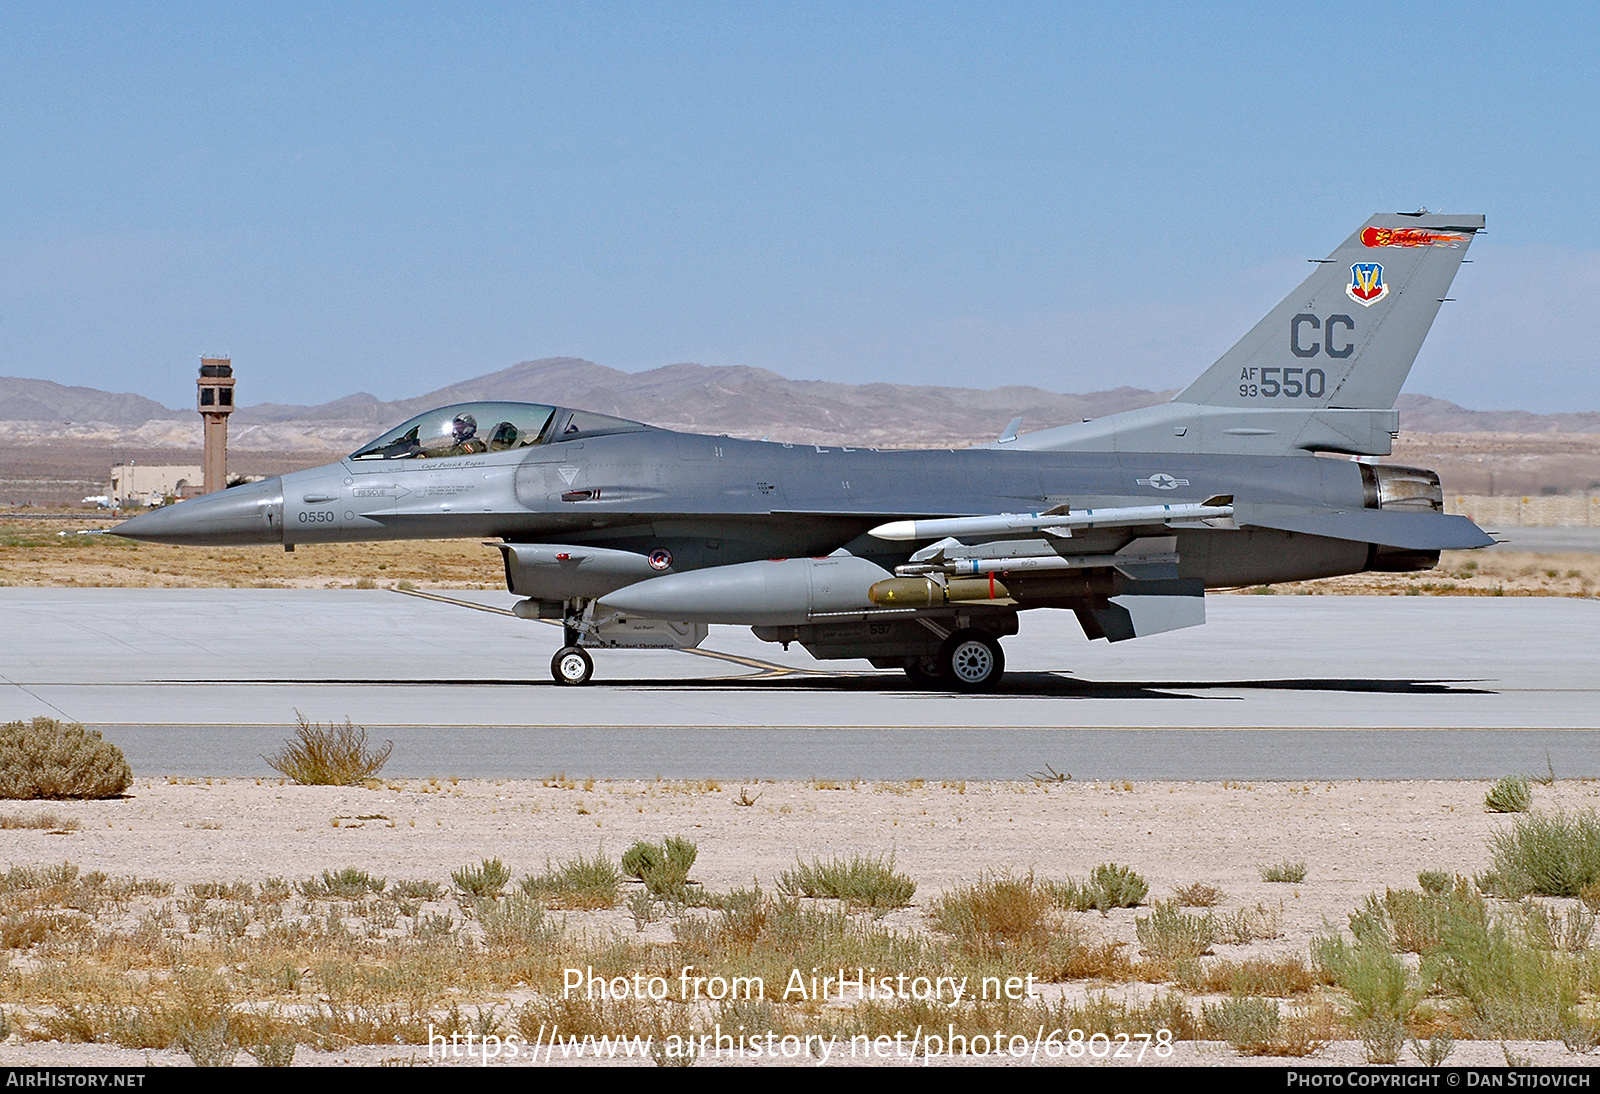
left=2, top=589, right=1595, bottom=779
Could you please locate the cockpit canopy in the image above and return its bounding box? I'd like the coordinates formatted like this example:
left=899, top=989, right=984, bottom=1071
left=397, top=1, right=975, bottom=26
left=348, top=401, right=646, bottom=460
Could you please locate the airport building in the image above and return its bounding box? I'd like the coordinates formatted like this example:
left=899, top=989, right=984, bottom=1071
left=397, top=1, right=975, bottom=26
left=109, top=464, right=203, bottom=508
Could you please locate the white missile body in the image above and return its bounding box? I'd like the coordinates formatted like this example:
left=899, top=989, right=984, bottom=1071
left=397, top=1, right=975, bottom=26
left=867, top=499, right=1236, bottom=542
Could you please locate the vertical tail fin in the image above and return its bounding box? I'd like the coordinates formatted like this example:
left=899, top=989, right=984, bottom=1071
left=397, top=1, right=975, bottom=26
left=1176, top=213, right=1483, bottom=411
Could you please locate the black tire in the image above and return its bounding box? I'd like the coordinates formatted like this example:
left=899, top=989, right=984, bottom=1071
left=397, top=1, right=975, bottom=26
left=939, top=630, right=1004, bottom=692
left=551, top=646, right=594, bottom=686
left=904, top=656, right=944, bottom=688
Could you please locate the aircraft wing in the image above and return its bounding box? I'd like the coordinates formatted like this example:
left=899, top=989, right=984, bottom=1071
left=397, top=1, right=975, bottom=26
left=1231, top=502, right=1494, bottom=551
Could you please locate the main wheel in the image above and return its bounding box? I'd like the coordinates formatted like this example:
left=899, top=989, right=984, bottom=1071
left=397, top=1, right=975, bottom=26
left=904, top=656, right=944, bottom=688
left=939, top=630, right=1005, bottom=692
left=551, top=646, right=594, bottom=686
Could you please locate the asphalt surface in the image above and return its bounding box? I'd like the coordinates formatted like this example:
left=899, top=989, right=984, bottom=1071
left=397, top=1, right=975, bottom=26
left=1487, top=525, right=1600, bottom=552
left=2, top=588, right=1596, bottom=779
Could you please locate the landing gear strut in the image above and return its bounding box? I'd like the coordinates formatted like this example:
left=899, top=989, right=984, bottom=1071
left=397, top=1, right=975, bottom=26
left=940, top=629, right=1005, bottom=692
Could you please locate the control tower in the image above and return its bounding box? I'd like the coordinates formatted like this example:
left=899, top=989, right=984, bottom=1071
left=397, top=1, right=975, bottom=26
left=196, top=357, right=235, bottom=494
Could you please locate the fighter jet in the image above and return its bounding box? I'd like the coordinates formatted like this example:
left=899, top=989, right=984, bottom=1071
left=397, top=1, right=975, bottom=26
left=115, top=212, right=1494, bottom=689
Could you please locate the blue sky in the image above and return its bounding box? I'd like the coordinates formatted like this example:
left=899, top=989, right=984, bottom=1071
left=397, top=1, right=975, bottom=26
left=2, top=3, right=1596, bottom=411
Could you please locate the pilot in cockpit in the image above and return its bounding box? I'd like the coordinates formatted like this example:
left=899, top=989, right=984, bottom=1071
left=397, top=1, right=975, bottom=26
left=446, top=413, right=488, bottom=455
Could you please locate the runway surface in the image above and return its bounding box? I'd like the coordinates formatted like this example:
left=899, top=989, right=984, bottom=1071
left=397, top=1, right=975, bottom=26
left=2, top=588, right=1595, bottom=779
left=1488, top=526, right=1600, bottom=552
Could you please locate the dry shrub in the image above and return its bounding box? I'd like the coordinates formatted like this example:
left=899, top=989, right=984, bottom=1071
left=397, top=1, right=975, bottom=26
left=1045, top=991, right=1199, bottom=1041
left=518, top=994, right=680, bottom=1043
left=1274, top=998, right=1340, bottom=1058
left=263, top=713, right=392, bottom=786
left=1051, top=922, right=1135, bottom=981
left=1217, top=902, right=1284, bottom=944
left=0, top=718, right=131, bottom=799
left=1200, top=955, right=1315, bottom=996
left=2, top=912, right=57, bottom=948
left=931, top=874, right=1054, bottom=950
left=0, top=812, right=80, bottom=831
left=1174, top=882, right=1226, bottom=907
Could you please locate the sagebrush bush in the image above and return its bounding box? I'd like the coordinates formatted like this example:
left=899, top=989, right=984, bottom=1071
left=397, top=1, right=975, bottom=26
left=262, top=713, right=392, bottom=786
left=1348, top=881, right=1486, bottom=954
left=300, top=868, right=386, bottom=901
left=521, top=853, right=622, bottom=910
left=1259, top=860, right=1308, bottom=884
left=622, top=837, right=697, bottom=899
left=1417, top=870, right=1454, bottom=894
left=1135, top=900, right=1216, bottom=962
left=1088, top=863, right=1149, bottom=908
left=452, top=858, right=511, bottom=899
left=777, top=854, right=916, bottom=909
left=1201, top=994, right=1279, bottom=1052
left=1487, top=810, right=1600, bottom=898
left=1047, top=863, right=1149, bottom=911
left=1486, top=774, right=1533, bottom=814
left=0, top=718, right=131, bottom=799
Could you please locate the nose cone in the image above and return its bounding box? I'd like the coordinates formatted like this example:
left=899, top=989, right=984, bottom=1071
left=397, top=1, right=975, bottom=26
left=113, top=477, right=285, bottom=546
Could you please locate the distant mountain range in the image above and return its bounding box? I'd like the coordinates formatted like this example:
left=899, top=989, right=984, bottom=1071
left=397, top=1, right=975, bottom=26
left=3, top=359, right=1599, bottom=450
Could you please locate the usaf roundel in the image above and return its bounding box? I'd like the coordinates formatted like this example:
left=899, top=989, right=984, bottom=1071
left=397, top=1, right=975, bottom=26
left=1137, top=473, right=1189, bottom=490
left=1347, top=262, right=1388, bottom=307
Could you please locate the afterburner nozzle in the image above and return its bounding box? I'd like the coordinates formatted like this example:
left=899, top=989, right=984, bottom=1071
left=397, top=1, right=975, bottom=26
left=112, top=477, right=285, bottom=546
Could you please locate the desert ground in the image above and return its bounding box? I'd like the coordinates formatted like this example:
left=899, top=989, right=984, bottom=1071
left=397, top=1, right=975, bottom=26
left=0, top=773, right=1598, bottom=1066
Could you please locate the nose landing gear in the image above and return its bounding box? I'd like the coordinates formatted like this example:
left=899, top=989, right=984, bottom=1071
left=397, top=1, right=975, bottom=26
left=550, top=601, right=595, bottom=685
left=551, top=646, right=594, bottom=686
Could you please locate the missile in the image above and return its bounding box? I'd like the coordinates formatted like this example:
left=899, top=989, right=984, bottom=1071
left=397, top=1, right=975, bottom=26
left=867, top=497, right=1234, bottom=542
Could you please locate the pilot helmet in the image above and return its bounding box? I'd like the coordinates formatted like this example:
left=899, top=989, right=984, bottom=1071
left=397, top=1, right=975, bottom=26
left=451, top=413, right=478, bottom=441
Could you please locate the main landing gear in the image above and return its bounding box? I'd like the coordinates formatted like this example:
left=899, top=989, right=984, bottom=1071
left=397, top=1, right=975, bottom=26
left=904, top=630, right=1006, bottom=692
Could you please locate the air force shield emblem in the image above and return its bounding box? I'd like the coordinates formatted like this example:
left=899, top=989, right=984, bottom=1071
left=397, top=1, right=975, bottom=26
left=1347, top=262, right=1388, bottom=306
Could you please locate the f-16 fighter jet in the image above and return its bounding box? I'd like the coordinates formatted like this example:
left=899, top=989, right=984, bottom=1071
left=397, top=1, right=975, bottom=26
left=116, top=212, right=1493, bottom=689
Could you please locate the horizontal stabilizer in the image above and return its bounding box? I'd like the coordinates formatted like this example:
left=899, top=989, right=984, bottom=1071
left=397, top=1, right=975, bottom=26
left=1234, top=503, right=1494, bottom=551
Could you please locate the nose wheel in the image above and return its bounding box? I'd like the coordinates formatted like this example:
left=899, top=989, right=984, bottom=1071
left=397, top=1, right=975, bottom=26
left=551, top=646, right=594, bottom=686
left=940, top=630, right=1005, bottom=692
